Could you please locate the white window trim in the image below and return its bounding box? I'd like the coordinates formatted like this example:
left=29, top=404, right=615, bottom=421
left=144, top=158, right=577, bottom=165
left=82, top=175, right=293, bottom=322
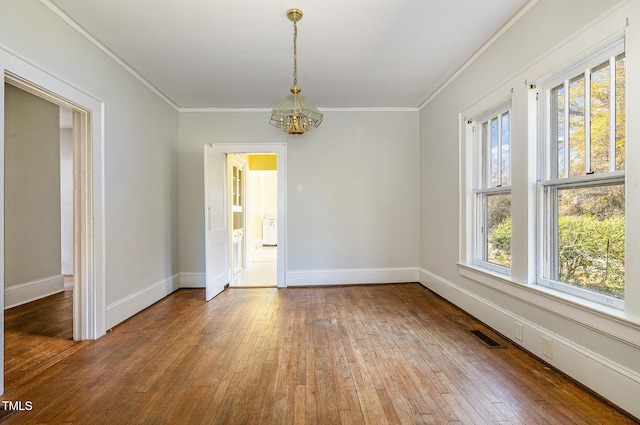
left=458, top=6, right=640, bottom=327
left=470, top=102, right=512, bottom=275
left=537, top=39, right=626, bottom=309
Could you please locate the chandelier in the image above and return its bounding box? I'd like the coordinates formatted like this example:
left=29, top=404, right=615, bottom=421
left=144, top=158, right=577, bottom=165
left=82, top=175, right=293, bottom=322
left=269, top=8, right=323, bottom=135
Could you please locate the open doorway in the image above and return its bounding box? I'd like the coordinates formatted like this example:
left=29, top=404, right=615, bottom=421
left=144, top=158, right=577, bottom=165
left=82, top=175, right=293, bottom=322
left=1, top=63, right=105, bottom=394
left=228, top=153, right=278, bottom=288
left=204, top=143, right=286, bottom=295
left=3, top=83, right=77, bottom=389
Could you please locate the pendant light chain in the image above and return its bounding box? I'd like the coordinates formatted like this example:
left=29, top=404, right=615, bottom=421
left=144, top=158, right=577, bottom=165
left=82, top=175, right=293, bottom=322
left=293, top=18, right=298, bottom=87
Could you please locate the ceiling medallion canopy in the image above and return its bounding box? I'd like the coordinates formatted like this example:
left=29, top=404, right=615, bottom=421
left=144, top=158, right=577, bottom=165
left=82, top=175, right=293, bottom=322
left=269, top=8, right=323, bottom=135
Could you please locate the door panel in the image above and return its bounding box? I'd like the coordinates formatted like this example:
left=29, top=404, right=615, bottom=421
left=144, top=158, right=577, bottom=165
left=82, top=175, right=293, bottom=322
left=204, top=145, right=229, bottom=301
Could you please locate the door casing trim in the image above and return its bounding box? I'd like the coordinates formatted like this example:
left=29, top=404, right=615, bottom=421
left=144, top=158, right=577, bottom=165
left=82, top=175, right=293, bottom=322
left=212, top=143, right=286, bottom=288
left=1, top=48, right=106, bottom=394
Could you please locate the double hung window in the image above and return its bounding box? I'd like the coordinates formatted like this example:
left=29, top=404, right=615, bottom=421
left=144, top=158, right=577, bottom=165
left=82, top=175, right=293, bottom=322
left=539, top=41, right=625, bottom=307
left=473, top=104, right=512, bottom=274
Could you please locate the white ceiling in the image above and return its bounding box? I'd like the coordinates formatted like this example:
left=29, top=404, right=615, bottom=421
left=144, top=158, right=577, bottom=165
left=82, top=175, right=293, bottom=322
left=48, top=0, right=532, bottom=109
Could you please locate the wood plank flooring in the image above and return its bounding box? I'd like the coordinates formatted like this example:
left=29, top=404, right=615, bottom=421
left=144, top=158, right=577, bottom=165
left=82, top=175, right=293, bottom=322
left=3, top=282, right=80, bottom=392
left=1, top=283, right=637, bottom=424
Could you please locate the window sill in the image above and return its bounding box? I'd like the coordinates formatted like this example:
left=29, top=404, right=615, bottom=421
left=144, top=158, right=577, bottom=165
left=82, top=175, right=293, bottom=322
left=456, top=262, right=640, bottom=347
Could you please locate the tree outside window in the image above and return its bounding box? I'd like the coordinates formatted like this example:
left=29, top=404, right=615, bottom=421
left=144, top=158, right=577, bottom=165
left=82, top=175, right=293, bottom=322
left=543, top=48, right=625, bottom=303
left=473, top=107, right=511, bottom=272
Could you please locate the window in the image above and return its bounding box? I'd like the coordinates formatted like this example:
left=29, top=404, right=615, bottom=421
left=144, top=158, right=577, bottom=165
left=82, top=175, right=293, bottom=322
left=539, top=41, right=625, bottom=307
left=473, top=104, right=512, bottom=273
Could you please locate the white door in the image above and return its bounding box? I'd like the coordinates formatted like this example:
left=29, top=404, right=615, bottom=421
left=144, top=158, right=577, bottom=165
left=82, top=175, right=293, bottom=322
left=204, top=144, right=229, bottom=301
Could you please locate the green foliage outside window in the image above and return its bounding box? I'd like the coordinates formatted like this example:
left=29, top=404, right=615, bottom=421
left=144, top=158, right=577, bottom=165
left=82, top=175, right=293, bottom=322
left=486, top=194, right=511, bottom=268
left=558, top=215, right=624, bottom=298
left=488, top=192, right=625, bottom=298
left=488, top=216, right=511, bottom=268
left=557, top=184, right=625, bottom=298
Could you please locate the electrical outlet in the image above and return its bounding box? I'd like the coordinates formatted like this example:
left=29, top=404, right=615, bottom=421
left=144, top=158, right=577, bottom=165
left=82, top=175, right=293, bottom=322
left=514, top=322, right=523, bottom=341
left=543, top=336, right=553, bottom=358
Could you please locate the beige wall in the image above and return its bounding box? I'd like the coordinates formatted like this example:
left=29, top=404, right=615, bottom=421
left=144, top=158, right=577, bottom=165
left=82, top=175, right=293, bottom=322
left=178, top=110, right=420, bottom=280
left=4, top=83, right=61, bottom=288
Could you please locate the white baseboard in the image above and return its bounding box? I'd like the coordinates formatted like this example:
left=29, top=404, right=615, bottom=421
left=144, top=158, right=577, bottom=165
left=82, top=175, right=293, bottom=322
left=106, top=274, right=180, bottom=329
left=178, top=268, right=419, bottom=288
left=179, top=272, right=205, bottom=288
left=287, top=267, right=419, bottom=286
left=419, top=268, right=640, bottom=419
left=5, top=275, right=64, bottom=309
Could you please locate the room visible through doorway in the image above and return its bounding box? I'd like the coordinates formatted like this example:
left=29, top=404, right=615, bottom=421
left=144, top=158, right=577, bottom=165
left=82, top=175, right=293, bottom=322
left=3, top=81, right=77, bottom=389
left=228, top=153, right=278, bottom=288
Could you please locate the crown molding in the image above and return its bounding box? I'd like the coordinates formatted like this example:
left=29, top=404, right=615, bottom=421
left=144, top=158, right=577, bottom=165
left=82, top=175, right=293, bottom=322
left=39, top=0, right=179, bottom=111
left=40, top=0, right=537, bottom=113
left=419, top=0, right=539, bottom=110
left=319, top=107, right=419, bottom=112
left=179, top=106, right=419, bottom=113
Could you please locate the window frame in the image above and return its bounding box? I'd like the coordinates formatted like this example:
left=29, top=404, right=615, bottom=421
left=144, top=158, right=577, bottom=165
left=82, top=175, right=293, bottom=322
left=472, top=102, right=512, bottom=275
left=537, top=39, right=625, bottom=309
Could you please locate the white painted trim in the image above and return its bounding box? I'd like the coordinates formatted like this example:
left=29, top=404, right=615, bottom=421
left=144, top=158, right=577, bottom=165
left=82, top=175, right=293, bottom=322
left=4, top=275, right=64, bottom=309
left=455, top=263, right=640, bottom=347
left=319, top=107, right=419, bottom=113
left=38, top=0, right=534, bottom=112
left=438, top=0, right=630, bottom=115
left=105, top=274, right=180, bottom=330
left=181, top=108, right=272, bottom=113
left=419, top=0, right=540, bottom=109
left=1, top=48, right=107, bottom=397
left=179, top=272, right=205, bottom=288
left=182, top=268, right=419, bottom=288
left=38, top=0, right=178, bottom=111
left=180, top=107, right=419, bottom=113
left=419, top=267, right=640, bottom=419
left=287, top=267, right=419, bottom=286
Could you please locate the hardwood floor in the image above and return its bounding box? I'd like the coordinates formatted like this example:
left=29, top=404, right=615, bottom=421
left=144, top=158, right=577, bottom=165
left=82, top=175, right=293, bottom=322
left=1, top=283, right=637, bottom=424
left=3, top=282, right=79, bottom=392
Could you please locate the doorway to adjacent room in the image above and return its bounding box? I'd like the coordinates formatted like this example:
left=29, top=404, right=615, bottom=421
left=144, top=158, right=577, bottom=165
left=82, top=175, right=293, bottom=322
left=227, top=153, right=278, bottom=288
left=203, top=143, right=286, bottom=298
left=1, top=64, right=105, bottom=395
